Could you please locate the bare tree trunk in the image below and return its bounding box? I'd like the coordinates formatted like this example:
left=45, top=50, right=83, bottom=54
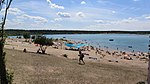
left=0, top=39, right=8, bottom=84
left=148, top=55, right=150, bottom=84
left=0, top=0, right=13, bottom=83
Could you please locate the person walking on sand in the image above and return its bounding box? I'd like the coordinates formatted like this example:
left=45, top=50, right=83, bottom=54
left=78, top=49, right=85, bottom=64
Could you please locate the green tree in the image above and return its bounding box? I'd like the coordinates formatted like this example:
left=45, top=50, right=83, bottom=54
left=23, top=33, right=30, bottom=39
left=34, top=36, right=53, bottom=54
left=0, top=0, right=13, bottom=84
left=31, top=35, right=35, bottom=39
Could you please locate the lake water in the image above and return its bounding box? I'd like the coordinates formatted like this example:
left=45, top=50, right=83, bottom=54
left=44, top=34, right=149, bottom=53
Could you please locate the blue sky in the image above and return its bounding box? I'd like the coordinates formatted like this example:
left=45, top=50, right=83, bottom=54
left=1, top=0, right=150, bottom=31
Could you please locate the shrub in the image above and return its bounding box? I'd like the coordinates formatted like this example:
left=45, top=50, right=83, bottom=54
left=31, top=35, right=35, bottom=39
left=60, top=38, right=67, bottom=41
left=54, top=38, right=59, bottom=41
left=34, top=36, right=53, bottom=54
left=6, top=70, right=14, bottom=84
left=34, top=36, right=53, bottom=46
left=18, top=36, right=22, bottom=39
left=23, top=33, right=30, bottom=39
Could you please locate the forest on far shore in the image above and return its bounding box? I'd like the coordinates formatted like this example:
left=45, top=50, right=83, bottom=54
left=1, top=29, right=150, bottom=36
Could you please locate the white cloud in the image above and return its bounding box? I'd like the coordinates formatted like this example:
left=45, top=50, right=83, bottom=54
left=95, top=20, right=104, bottom=23
left=145, top=16, right=150, bottom=20
left=87, top=20, right=150, bottom=31
left=57, top=12, right=71, bottom=18
left=17, top=14, right=48, bottom=23
left=120, top=17, right=138, bottom=23
left=95, top=20, right=114, bottom=25
left=89, top=16, right=150, bottom=31
left=112, top=11, right=116, bottom=14
left=76, top=12, right=85, bottom=17
left=5, top=7, right=48, bottom=29
left=9, top=8, right=24, bottom=15
left=1, top=8, right=24, bottom=15
left=95, top=17, right=138, bottom=25
left=46, top=0, right=64, bottom=9
left=54, top=18, right=62, bottom=21
left=81, top=1, right=86, bottom=5
left=51, top=18, right=62, bottom=22
left=4, top=8, right=48, bottom=24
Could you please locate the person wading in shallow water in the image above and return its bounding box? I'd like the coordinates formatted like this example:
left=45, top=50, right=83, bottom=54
left=78, top=49, right=89, bottom=65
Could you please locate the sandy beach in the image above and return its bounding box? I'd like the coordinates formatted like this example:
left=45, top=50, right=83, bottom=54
left=1, top=0, right=150, bottom=83
left=4, top=38, right=148, bottom=84
left=5, top=38, right=148, bottom=68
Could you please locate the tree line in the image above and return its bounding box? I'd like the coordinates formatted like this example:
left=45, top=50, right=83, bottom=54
left=2, top=29, right=150, bottom=36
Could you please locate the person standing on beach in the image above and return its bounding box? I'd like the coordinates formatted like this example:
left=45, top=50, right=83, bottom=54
left=95, top=48, right=99, bottom=55
left=78, top=49, right=85, bottom=65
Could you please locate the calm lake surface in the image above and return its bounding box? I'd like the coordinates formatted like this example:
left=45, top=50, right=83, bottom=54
left=44, top=34, right=149, bottom=53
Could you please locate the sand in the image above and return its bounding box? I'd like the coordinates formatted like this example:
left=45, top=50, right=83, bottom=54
left=5, top=49, right=147, bottom=84
left=4, top=38, right=148, bottom=84
left=5, top=38, right=148, bottom=68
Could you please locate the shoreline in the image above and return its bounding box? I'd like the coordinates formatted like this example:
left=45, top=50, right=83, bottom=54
left=60, top=38, right=148, bottom=54
left=9, top=33, right=149, bottom=53
left=4, top=38, right=149, bottom=69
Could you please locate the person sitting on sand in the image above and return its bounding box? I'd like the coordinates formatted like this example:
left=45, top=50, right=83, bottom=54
left=23, top=48, right=27, bottom=52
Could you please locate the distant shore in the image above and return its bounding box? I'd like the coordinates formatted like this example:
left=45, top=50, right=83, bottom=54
left=4, top=29, right=150, bottom=36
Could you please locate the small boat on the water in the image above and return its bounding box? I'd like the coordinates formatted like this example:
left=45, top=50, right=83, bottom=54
left=128, top=46, right=132, bottom=48
left=109, top=39, right=114, bottom=41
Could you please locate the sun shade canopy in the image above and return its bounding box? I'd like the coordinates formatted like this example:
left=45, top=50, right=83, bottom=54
left=65, top=43, right=88, bottom=48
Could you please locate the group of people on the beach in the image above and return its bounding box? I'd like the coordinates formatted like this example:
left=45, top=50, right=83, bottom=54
left=77, top=44, right=149, bottom=65
left=51, top=39, right=149, bottom=65
left=8, top=38, right=149, bottom=65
